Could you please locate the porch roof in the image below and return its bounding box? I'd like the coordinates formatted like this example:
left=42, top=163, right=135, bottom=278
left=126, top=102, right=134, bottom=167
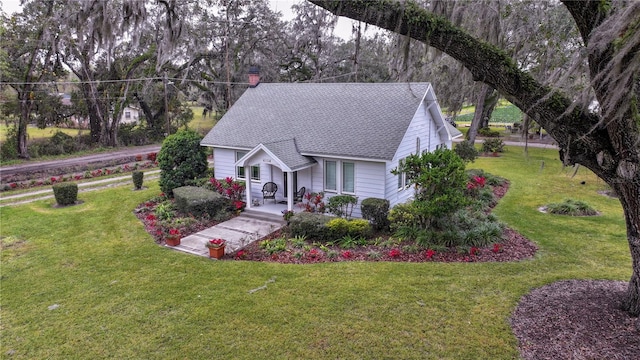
left=236, top=138, right=317, bottom=172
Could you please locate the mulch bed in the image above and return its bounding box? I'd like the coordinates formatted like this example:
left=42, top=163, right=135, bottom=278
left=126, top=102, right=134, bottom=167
left=511, top=280, right=640, bottom=359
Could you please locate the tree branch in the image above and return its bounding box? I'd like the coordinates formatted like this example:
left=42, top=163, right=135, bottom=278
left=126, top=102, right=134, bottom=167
left=560, top=0, right=607, bottom=46
left=309, top=0, right=613, bottom=171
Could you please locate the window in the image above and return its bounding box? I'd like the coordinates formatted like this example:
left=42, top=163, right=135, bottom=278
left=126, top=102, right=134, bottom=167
left=397, top=159, right=405, bottom=190
left=342, top=162, right=354, bottom=193
left=236, top=151, right=260, bottom=180
left=397, top=158, right=410, bottom=190
left=325, top=160, right=337, bottom=191
left=416, top=137, right=420, bottom=154
left=125, top=111, right=131, bottom=119
left=325, top=160, right=355, bottom=193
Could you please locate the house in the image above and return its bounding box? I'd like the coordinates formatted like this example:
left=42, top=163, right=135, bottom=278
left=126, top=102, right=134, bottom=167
left=200, top=74, right=462, bottom=218
left=120, top=106, right=140, bottom=125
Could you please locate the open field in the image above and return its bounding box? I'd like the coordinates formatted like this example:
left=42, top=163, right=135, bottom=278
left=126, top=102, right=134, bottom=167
left=0, top=125, right=87, bottom=142
left=0, top=147, right=629, bottom=359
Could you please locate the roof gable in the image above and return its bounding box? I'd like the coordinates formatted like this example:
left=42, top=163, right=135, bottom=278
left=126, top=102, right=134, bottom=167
left=201, top=82, right=434, bottom=160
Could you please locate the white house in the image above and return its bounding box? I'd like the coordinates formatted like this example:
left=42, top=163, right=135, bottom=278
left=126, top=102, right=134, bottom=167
left=120, top=106, right=140, bottom=125
left=200, top=77, right=462, bottom=218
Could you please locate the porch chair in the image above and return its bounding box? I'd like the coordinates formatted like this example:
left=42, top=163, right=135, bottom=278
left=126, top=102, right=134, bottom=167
left=262, top=182, right=278, bottom=204
left=293, top=186, right=306, bottom=203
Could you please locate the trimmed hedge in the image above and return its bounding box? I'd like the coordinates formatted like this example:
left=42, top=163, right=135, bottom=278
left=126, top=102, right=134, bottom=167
left=173, top=186, right=228, bottom=217
left=52, top=182, right=78, bottom=206
left=326, top=218, right=371, bottom=239
left=361, top=198, right=390, bottom=231
left=132, top=171, right=144, bottom=189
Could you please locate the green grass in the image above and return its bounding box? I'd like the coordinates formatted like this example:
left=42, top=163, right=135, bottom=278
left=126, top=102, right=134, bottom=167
left=0, top=148, right=630, bottom=359
left=0, top=125, right=87, bottom=142
left=456, top=104, right=523, bottom=124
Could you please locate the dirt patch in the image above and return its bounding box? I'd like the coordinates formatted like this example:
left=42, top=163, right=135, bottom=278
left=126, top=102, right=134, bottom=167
left=511, top=280, right=640, bottom=359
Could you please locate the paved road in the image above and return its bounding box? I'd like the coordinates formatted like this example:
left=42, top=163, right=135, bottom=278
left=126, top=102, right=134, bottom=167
left=0, top=144, right=161, bottom=182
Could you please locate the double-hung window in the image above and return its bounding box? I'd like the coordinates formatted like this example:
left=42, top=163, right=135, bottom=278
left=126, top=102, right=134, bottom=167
left=324, top=160, right=355, bottom=193
left=325, top=160, right=337, bottom=191
left=342, top=162, right=355, bottom=194
left=236, top=151, right=260, bottom=181
left=397, top=158, right=410, bottom=190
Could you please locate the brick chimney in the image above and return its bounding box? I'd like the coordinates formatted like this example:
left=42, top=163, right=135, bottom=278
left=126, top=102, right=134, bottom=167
left=248, top=66, right=260, bottom=88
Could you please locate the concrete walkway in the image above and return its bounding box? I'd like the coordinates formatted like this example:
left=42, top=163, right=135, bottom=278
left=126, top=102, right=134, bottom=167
left=168, top=210, right=285, bottom=258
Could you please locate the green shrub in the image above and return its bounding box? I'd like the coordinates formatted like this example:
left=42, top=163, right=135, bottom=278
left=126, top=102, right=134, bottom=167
left=326, top=195, right=358, bottom=219
left=394, top=148, right=468, bottom=228
left=52, top=182, right=78, bottom=206
left=50, top=131, right=77, bottom=153
left=481, top=138, right=505, bottom=153
left=478, top=127, right=501, bottom=137
left=132, top=171, right=144, bottom=189
left=361, top=198, right=390, bottom=231
left=454, top=140, right=479, bottom=163
left=172, top=186, right=228, bottom=218
left=158, top=129, right=209, bottom=197
left=154, top=202, right=175, bottom=221
left=0, top=127, right=18, bottom=160
left=288, top=212, right=332, bottom=241
left=326, top=218, right=349, bottom=238
left=388, top=201, right=418, bottom=232
left=326, top=218, right=371, bottom=239
left=546, top=199, right=598, bottom=216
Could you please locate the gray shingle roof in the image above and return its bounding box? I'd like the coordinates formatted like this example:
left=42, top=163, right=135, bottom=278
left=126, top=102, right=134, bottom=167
left=261, top=139, right=317, bottom=171
left=201, top=82, right=431, bottom=160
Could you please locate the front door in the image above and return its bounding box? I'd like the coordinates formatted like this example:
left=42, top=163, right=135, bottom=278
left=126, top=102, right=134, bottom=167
left=283, top=172, right=297, bottom=198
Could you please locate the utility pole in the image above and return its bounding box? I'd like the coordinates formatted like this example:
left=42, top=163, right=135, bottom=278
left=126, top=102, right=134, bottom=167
left=164, top=70, right=169, bottom=136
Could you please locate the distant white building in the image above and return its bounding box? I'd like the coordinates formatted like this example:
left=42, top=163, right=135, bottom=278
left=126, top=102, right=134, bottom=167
left=120, top=106, right=141, bottom=125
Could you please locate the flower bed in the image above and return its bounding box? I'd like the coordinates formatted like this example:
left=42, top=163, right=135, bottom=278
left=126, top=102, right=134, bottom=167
left=135, top=181, right=538, bottom=263
left=1, top=160, right=158, bottom=192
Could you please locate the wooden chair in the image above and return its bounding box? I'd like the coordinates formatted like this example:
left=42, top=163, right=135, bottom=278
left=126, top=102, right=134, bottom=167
left=293, top=186, right=306, bottom=203
left=262, top=182, right=277, bottom=204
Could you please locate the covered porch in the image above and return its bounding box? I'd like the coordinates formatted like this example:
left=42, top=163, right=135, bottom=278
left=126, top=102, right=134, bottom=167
left=236, top=139, right=316, bottom=213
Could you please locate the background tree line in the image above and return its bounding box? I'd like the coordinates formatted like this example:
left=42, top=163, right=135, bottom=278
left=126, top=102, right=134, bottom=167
left=1, top=0, right=578, bottom=159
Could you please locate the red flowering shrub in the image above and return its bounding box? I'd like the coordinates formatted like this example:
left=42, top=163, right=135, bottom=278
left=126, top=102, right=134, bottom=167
left=389, top=248, right=402, bottom=258
left=425, top=249, right=436, bottom=259
left=341, top=250, right=353, bottom=259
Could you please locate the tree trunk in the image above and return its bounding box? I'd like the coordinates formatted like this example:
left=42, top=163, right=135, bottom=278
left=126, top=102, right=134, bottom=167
left=467, top=84, right=491, bottom=144
left=614, top=181, right=640, bottom=316
left=17, top=96, right=30, bottom=159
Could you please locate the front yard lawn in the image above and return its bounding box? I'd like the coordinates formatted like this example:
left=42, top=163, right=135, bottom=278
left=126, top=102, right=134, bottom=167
left=0, top=146, right=630, bottom=359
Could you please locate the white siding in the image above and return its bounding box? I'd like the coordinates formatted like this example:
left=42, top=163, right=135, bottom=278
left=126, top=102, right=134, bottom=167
left=385, top=98, right=445, bottom=208
left=311, top=156, right=386, bottom=218
left=213, top=148, right=236, bottom=179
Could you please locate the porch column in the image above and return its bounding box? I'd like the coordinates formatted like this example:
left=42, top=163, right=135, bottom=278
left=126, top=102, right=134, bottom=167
left=286, top=171, right=294, bottom=211
left=244, top=165, right=252, bottom=209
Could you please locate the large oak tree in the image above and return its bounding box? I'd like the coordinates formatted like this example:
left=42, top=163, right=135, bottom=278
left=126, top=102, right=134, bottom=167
left=310, top=0, right=640, bottom=317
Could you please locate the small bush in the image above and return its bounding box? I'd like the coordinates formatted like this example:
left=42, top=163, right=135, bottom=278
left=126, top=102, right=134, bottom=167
left=388, top=201, right=418, bottom=232
left=546, top=199, right=598, bottom=216
left=52, top=182, right=78, bottom=206
left=326, top=195, right=358, bottom=219
left=454, top=140, right=479, bottom=163
left=326, top=218, right=371, bottom=239
left=478, top=127, right=501, bottom=137
left=173, top=186, right=229, bottom=217
left=132, top=171, right=144, bottom=189
left=481, top=138, right=505, bottom=153
left=361, top=198, right=390, bottom=231
left=288, top=212, right=332, bottom=241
